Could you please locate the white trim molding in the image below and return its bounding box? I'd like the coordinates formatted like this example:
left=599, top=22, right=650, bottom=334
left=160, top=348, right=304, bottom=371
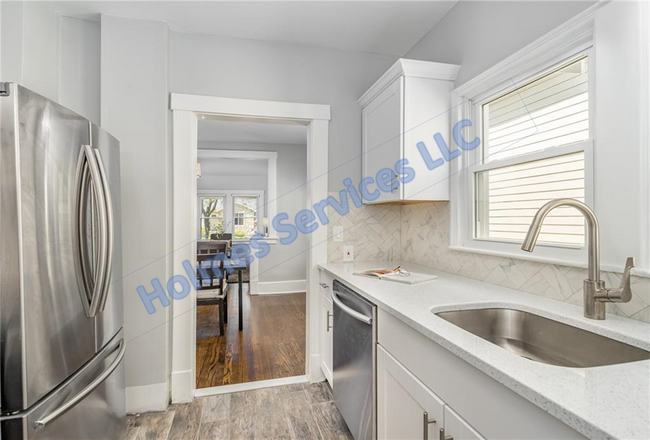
left=449, top=4, right=601, bottom=268
left=171, top=94, right=331, bottom=121
left=195, top=375, right=309, bottom=398
left=257, top=279, right=307, bottom=295
left=452, top=1, right=605, bottom=99
left=358, top=58, right=461, bottom=107
left=171, top=94, right=330, bottom=403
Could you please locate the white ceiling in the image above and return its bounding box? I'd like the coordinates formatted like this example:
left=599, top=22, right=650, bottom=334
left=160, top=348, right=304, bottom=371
left=51, top=1, right=458, bottom=56
left=198, top=119, right=308, bottom=145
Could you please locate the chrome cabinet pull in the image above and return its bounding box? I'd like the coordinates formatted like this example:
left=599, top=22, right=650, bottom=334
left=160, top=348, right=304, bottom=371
left=423, top=411, right=436, bottom=439
left=439, top=428, right=453, bottom=440
left=319, top=282, right=329, bottom=289
left=326, top=311, right=333, bottom=332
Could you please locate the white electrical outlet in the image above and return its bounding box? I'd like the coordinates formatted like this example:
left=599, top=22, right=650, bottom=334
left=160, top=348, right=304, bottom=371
left=343, top=245, right=354, bottom=262
left=333, top=226, right=344, bottom=242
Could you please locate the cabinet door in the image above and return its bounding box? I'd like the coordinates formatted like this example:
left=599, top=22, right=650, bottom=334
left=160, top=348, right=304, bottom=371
left=444, top=406, right=485, bottom=440
left=378, top=345, right=444, bottom=440
left=362, top=77, right=403, bottom=204
left=320, top=293, right=334, bottom=384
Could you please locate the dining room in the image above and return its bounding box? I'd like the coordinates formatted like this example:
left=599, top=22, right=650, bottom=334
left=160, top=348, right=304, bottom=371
left=194, top=117, right=309, bottom=393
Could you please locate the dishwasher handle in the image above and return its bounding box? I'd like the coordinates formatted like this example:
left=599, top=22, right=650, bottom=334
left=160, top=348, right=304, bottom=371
left=332, top=289, right=372, bottom=325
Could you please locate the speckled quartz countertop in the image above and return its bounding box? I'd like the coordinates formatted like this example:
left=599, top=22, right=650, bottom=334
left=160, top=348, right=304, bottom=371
left=319, top=261, right=650, bottom=440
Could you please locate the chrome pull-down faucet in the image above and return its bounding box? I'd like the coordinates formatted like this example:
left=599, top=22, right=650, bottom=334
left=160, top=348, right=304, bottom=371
left=521, top=198, right=635, bottom=320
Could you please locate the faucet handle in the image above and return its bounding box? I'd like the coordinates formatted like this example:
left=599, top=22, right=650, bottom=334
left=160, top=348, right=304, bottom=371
left=606, top=257, right=635, bottom=303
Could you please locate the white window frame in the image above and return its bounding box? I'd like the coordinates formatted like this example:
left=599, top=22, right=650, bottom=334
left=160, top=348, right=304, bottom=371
left=197, top=193, right=227, bottom=240
left=197, top=189, right=264, bottom=240
left=197, top=148, right=278, bottom=236
left=450, top=13, right=597, bottom=267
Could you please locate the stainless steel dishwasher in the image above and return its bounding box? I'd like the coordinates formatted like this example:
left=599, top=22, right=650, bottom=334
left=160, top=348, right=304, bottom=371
left=332, top=280, right=377, bottom=440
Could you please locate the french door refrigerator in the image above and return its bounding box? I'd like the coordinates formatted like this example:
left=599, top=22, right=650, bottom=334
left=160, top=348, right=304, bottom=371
left=0, top=83, right=125, bottom=439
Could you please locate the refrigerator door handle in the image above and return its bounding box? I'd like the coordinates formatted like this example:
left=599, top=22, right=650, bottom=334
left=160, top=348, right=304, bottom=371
left=73, top=145, right=109, bottom=317
left=93, top=149, right=114, bottom=313
left=34, top=339, right=125, bottom=431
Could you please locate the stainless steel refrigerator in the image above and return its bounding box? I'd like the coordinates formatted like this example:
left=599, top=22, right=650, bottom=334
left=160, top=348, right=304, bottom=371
left=0, top=84, right=126, bottom=439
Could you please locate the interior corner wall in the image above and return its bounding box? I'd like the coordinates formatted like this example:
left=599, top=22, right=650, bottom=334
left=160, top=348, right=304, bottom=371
left=100, top=14, right=171, bottom=413
left=1, top=1, right=60, bottom=101
left=58, top=16, right=100, bottom=125
left=405, top=0, right=596, bottom=87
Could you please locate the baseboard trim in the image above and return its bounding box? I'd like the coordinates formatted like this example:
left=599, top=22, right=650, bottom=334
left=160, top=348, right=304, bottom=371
left=171, top=369, right=194, bottom=404
left=126, top=382, right=168, bottom=414
left=257, top=279, right=306, bottom=295
left=194, top=375, right=309, bottom=397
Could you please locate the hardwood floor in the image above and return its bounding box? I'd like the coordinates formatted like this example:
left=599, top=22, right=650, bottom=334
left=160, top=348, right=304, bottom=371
left=196, top=284, right=306, bottom=389
left=126, top=382, right=353, bottom=440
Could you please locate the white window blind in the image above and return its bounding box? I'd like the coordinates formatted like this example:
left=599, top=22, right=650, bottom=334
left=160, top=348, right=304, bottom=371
left=475, top=57, right=590, bottom=247
left=483, top=57, right=588, bottom=162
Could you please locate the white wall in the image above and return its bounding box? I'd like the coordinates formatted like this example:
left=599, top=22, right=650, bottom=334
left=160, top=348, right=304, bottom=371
left=0, top=2, right=100, bottom=123
left=170, top=31, right=396, bottom=192
left=101, top=14, right=171, bottom=413
left=406, top=1, right=595, bottom=87
left=58, top=16, right=100, bottom=124
left=1, top=1, right=60, bottom=101
left=199, top=141, right=308, bottom=284
left=197, top=157, right=268, bottom=193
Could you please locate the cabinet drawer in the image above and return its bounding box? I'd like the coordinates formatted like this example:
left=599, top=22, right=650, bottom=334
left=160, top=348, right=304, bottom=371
left=318, top=269, right=333, bottom=300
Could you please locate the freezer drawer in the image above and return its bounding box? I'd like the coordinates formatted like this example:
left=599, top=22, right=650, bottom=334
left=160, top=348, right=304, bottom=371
left=1, top=330, right=126, bottom=439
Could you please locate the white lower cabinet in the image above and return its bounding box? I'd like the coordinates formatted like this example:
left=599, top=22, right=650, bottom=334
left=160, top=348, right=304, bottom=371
left=378, top=345, right=484, bottom=440
left=443, top=406, right=484, bottom=440
left=319, top=293, right=333, bottom=384
left=377, top=308, right=585, bottom=440
left=319, top=270, right=334, bottom=384
left=378, top=346, right=445, bottom=439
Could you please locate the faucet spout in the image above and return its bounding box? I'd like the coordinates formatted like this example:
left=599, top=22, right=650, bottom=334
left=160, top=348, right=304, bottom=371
left=521, top=198, right=600, bottom=282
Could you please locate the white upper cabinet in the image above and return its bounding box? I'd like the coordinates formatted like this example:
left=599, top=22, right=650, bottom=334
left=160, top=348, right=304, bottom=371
left=359, top=59, right=460, bottom=204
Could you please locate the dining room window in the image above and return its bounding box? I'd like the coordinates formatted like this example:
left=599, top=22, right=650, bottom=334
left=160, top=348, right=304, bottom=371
left=198, top=191, right=263, bottom=239
left=198, top=195, right=225, bottom=240
left=233, top=195, right=259, bottom=238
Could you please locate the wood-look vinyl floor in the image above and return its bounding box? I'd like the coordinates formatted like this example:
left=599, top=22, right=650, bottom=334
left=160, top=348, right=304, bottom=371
left=196, top=285, right=306, bottom=389
left=126, top=382, right=353, bottom=440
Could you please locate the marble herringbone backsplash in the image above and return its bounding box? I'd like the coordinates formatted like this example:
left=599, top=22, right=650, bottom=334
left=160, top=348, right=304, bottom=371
left=326, top=195, right=650, bottom=323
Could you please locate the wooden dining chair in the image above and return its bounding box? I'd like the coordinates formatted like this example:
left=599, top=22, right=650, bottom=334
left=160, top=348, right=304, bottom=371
left=196, top=242, right=229, bottom=336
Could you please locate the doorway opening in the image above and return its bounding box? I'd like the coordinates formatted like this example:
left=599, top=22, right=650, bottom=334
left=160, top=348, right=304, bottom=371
left=195, top=117, right=308, bottom=390
left=169, top=92, right=330, bottom=402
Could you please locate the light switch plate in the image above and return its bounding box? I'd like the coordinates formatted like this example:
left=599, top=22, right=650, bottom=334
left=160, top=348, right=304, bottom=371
left=343, top=245, right=354, bottom=262
left=333, top=226, right=344, bottom=242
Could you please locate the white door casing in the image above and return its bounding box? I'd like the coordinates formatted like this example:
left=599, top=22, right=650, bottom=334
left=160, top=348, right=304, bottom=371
left=170, top=93, right=330, bottom=402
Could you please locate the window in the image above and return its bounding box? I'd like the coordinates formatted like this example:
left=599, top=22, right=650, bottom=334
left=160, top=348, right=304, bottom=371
left=451, top=46, right=595, bottom=266
left=474, top=57, right=590, bottom=247
left=198, top=195, right=225, bottom=240
left=233, top=196, right=259, bottom=238
left=197, top=191, right=263, bottom=239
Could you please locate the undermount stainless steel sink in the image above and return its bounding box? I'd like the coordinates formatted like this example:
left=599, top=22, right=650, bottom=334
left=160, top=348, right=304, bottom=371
left=435, top=308, right=650, bottom=368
